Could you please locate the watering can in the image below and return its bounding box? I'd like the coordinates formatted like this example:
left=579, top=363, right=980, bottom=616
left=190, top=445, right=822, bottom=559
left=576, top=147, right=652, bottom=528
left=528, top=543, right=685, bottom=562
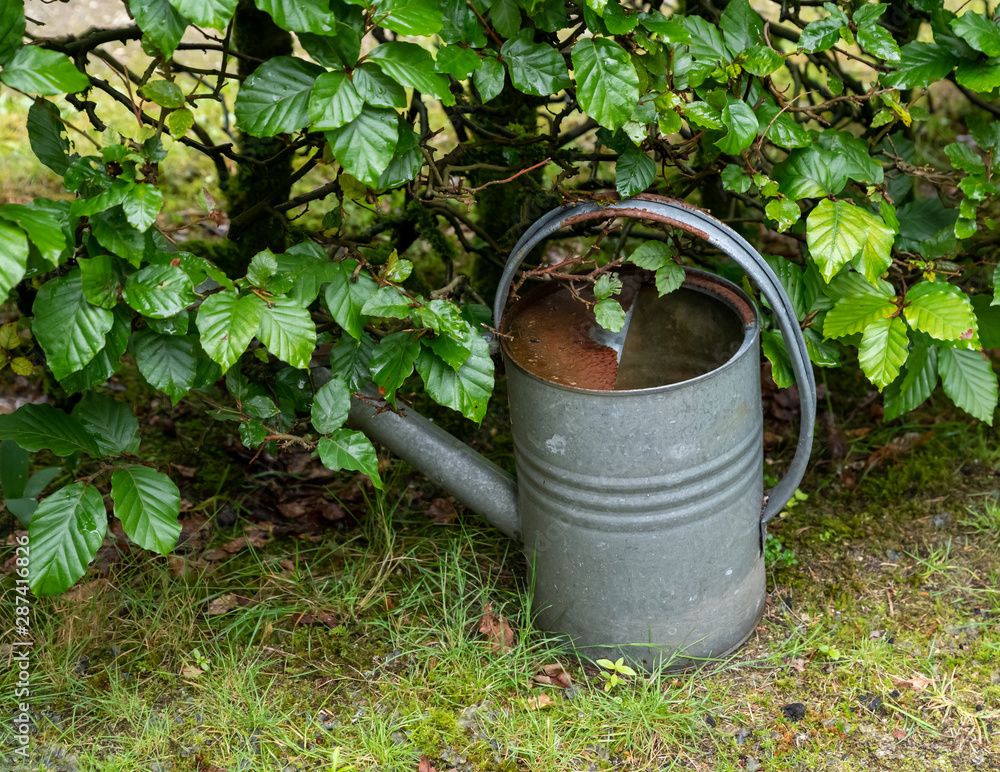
left=348, top=195, right=816, bottom=670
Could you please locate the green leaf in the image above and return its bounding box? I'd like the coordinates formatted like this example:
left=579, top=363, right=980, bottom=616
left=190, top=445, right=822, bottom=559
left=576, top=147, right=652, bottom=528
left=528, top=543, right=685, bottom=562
left=720, top=0, right=763, bottom=53
left=571, top=37, right=639, bottom=130
left=89, top=209, right=147, bottom=266
left=857, top=21, right=900, bottom=61
left=765, top=198, right=802, bottom=232
left=883, top=343, right=937, bottom=421
left=0, top=202, right=69, bottom=267
left=123, top=264, right=196, bottom=319
left=885, top=42, right=957, bottom=89
left=374, top=0, right=443, bottom=36
left=234, top=56, right=324, bottom=137
left=615, top=147, right=655, bottom=197
left=308, top=71, right=363, bottom=130
left=638, top=11, right=689, bottom=42
left=311, top=377, right=352, bottom=434
left=739, top=45, right=784, bottom=77
left=756, top=103, right=811, bottom=149
left=435, top=45, right=482, bottom=79
left=27, top=482, right=106, bottom=596
left=440, top=0, right=487, bottom=47
left=716, top=100, right=758, bottom=155
left=593, top=273, right=622, bottom=301
left=684, top=101, right=723, bottom=129
left=474, top=56, right=505, bottom=102
left=122, top=183, right=164, bottom=233
left=71, top=392, right=140, bottom=456
left=777, top=146, right=848, bottom=200
left=955, top=57, right=1000, bottom=92
left=858, top=316, right=909, bottom=390
left=130, top=328, right=197, bottom=403
left=361, top=286, right=412, bottom=319
left=761, top=329, right=795, bottom=387
left=244, top=395, right=278, bottom=420
left=0, top=47, right=89, bottom=94
left=500, top=30, right=571, bottom=97
left=369, top=330, right=420, bottom=403
left=368, top=42, right=451, bottom=103
left=272, top=245, right=332, bottom=305
left=352, top=62, right=407, bottom=108
left=0, top=403, right=101, bottom=457
left=167, top=0, right=237, bottom=29
left=807, top=199, right=884, bottom=282
left=330, top=333, right=375, bottom=391
left=0, top=438, right=30, bottom=499
left=904, top=282, right=977, bottom=341
left=140, top=79, right=185, bottom=108
left=938, top=348, right=997, bottom=424
left=823, top=293, right=896, bottom=338
left=951, top=12, right=1000, bottom=58
left=257, top=295, right=316, bottom=369
left=969, top=114, right=1000, bottom=151
left=299, top=25, right=362, bottom=69
left=799, top=15, right=847, bottom=53
left=324, top=260, right=378, bottom=339
left=132, top=0, right=189, bottom=58
left=33, top=270, right=114, bottom=381
left=0, top=219, right=28, bottom=301
left=852, top=214, right=895, bottom=285
left=594, top=298, right=625, bottom=331
left=415, top=334, right=493, bottom=423
left=318, top=430, right=382, bottom=489
left=490, top=0, right=521, bottom=38
left=325, top=106, right=399, bottom=185
left=195, top=291, right=264, bottom=372
left=27, top=100, right=75, bottom=175
left=378, top=120, right=423, bottom=190
left=603, top=0, right=637, bottom=34
left=721, top=164, right=750, bottom=194
left=239, top=420, right=268, bottom=447
left=683, top=15, right=730, bottom=63
left=253, top=0, right=335, bottom=33
left=945, top=142, right=985, bottom=174
left=0, top=1, right=25, bottom=67
left=61, top=307, right=131, bottom=395
left=111, top=467, right=181, bottom=554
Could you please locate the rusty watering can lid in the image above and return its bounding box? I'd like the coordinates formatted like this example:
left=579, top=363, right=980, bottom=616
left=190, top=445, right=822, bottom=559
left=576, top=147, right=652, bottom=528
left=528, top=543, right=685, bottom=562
left=493, top=195, right=816, bottom=524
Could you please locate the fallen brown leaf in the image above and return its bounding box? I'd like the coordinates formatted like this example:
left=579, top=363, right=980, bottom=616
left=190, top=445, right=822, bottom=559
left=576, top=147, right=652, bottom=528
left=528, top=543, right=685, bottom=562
left=895, top=675, right=934, bottom=692
left=180, top=664, right=204, bottom=678
left=277, top=501, right=307, bottom=518
left=532, top=662, right=572, bottom=689
left=172, top=464, right=198, bottom=478
left=167, top=555, right=208, bottom=579
left=479, top=602, right=514, bottom=652
left=425, top=497, right=458, bottom=525
left=892, top=729, right=908, bottom=740
left=524, top=692, right=555, bottom=710
left=790, top=658, right=807, bottom=673
left=417, top=754, right=436, bottom=772
left=205, top=596, right=236, bottom=616
left=221, top=536, right=247, bottom=553
left=291, top=610, right=338, bottom=628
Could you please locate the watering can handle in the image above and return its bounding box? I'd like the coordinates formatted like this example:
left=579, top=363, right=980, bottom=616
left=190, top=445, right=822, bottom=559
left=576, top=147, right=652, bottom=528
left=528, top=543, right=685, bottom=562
left=493, top=195, right=815, bottom=523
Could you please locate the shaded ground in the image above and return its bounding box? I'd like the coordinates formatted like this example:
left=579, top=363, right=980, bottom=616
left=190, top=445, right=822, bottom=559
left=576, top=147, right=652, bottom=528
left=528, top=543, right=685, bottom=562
left=2, top=365, right=1000, bottom=772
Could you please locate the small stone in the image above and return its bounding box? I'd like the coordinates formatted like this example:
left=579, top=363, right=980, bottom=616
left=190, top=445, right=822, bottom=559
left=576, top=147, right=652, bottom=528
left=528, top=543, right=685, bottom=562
left=64, top=753, right=79, bottom=772
left=932, top=512, right=953, bottom=528
left=705, top=714, right=717, bottom=727
left=782, top=702, right=806, bottom=720
left=886, top=549, right=901, bottom=561
left=734, top=727, right=752, bottom=745
left=745, top=758, right=761, bottom=772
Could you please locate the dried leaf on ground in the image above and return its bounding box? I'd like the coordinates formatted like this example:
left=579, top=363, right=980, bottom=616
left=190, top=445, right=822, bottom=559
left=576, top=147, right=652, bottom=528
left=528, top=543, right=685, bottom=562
left=532, top=662, right=572, bottom=688
left=866, top=431, right=931, bottom=470
left=172, top=464, right=198, bottom=478
left=425, top=497, right=458, bottom=524
left=417, top=754, right=437, bottom=772
left=205, top=595, right=237, bottom=615
left=291, top=610, right=338, bottom=628
left=789, top=657, right=807, bottom=673
left=178, top=513, right=211, bottom=549
left=524, top=692, right=555, bottom=710
left=479, top=602, right=514, bottom=652
left=167, top=554, right=208, bottom=579
left=277, top=500, right=307, bottom=518
left=180, top=664, right=204, bottom=677
left=895, top=675, right=934, bottom=692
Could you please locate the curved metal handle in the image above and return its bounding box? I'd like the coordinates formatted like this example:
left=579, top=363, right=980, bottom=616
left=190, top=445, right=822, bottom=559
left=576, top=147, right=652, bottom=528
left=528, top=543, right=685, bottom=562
left=494, top=195, right=815, bottom=522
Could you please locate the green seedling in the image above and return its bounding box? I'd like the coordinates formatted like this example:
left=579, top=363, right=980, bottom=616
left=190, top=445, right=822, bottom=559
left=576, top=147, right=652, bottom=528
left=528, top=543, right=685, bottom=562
left=596, top=657, right=637, bottom=692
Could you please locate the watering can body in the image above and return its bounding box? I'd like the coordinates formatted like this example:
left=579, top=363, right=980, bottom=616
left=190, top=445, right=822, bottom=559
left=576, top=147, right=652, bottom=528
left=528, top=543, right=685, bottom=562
left=349, top=196, right=815, bottom=670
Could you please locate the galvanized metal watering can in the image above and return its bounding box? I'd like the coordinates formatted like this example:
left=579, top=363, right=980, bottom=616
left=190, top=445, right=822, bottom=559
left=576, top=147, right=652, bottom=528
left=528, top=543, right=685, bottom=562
left=349, top=196, right=816, bottom=670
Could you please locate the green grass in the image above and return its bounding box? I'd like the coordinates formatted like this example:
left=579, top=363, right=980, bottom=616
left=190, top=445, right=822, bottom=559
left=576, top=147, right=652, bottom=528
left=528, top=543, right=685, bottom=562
left=3, top=407, right=1000, bottom=772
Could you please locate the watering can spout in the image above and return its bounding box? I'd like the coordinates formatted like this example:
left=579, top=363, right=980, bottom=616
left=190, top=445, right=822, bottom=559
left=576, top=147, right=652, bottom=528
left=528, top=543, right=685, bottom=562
left=347, top=390, right=521, bottom=541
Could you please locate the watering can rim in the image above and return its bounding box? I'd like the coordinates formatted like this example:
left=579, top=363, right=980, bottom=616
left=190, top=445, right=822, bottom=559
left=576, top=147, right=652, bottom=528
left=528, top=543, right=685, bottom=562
left=492, top=194, right=816, bottom=523
left=499, top=267, right=760, bottom=397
